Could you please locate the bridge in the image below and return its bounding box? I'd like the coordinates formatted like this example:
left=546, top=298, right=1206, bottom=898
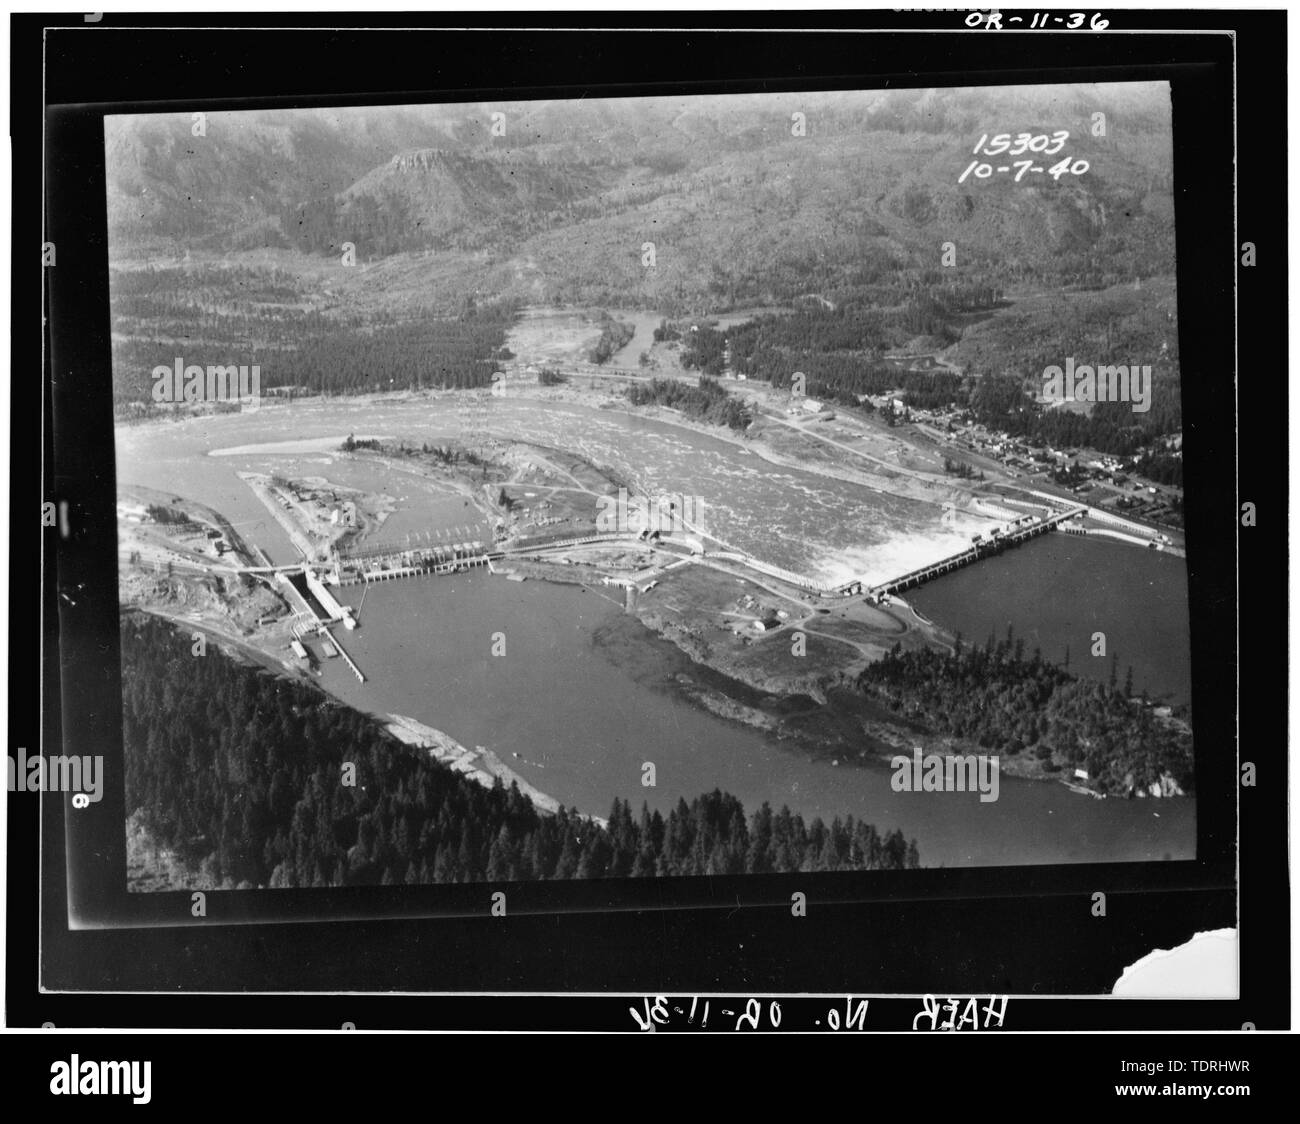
left=704, top=551, right=830, bottom=596
left=334, top=540, right=497, bottom=586
left=858, top=506, right=1085, bottom=598
left=238, top=497, right=1087, bottom=609
left=328, top=528, right=673, bottom=587
left=504, top=360, right=656, bottom=382
left=326, top=510, right=1088, bottom=604
left=506, top=531, right=650, bottom=553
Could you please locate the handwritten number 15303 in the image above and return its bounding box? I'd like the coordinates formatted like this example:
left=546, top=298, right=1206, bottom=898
left=971, top=131, right=1069, bottom=157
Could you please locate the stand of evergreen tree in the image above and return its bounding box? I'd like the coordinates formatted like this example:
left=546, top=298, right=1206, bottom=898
left=587, top=316, right=635, bottom=364
left=122, top=614, right=919, bottom=888
left=626, top=376, right=751, bottom=431
left=112, top=298, right=520, bottom=406
left=679, top=324, right=728, bottom=375
left=857, top=631, right=1193, bottom=797
left=722, top=301, right=1181, bottom=456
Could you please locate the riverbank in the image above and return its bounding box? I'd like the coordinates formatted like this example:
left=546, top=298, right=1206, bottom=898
left=131, top=386, right=998, bottom=586
left=384, top=713, right=606, bottom=825
left=120, top=550, right=1195, bottom=868
left=129, top=604, right=590, bottom=826
left=118, top=396, right=1193, bottom=816
left=494, top=552, right=1193, bottom=803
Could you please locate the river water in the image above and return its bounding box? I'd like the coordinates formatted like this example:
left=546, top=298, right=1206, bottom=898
left=116, top=399, right=1196, bottom=866
left=120, top=395, right=983, bottom=585
left=909, top=533, right=1193, bottom=709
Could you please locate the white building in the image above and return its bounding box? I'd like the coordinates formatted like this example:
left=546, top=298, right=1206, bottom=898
left=304, top=569, right=346, bottom=622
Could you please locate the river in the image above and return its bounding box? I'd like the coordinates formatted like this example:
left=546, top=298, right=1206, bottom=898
left=908, top=533, right=1192, bottom=709
left=116, top=400, right=1196, bottom=866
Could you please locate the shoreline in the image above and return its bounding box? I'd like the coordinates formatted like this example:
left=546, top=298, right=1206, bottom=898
left=117, top=401, right=1189, bottom=807
left=128, top=606, right=594, bottom=826
left=500, top=559, right=1190, bottom=801
left=383, top=713, right=608, bottom=827
left=129, top=546, right=1189, bottom=827
left=128, top=390, right=1176, bottom=573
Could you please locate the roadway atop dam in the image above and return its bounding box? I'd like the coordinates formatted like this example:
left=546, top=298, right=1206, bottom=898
left=231, top=499, right=1087, bottom=604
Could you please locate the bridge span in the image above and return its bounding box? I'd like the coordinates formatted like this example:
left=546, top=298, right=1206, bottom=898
left=236, top=502, right=1086, bottom=605
left=857, top=506, right=1085, bottom=598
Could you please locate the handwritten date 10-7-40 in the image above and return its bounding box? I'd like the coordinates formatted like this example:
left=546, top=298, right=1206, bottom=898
left=958, top=131, right=1089, bottom=184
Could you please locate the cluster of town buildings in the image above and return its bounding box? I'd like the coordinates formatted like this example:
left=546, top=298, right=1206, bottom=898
left=904, top=406, right=1184, bottom=531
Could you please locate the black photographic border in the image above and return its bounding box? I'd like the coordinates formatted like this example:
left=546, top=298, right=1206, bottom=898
left=12, top=12, right=1285, bottom=1027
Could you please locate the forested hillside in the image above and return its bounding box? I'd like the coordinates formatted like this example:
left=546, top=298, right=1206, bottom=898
left=110, top=275, right=519, bottom=404
left=122, top=614, right=920, bottom=888
left=857, top=632, right=1194, bottom=797
left=725, top=279, right=1181, bottom=450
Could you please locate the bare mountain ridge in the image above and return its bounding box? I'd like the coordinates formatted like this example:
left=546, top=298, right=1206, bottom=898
left=343, top=146, right=623, bottom=243
left=105, top=83, right=1176, bottom=308
left=106, top=83, right=1172, bottom=242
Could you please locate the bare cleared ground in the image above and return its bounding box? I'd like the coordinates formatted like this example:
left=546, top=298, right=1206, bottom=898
left=627, top=559, right=947, bottom=699
left=239, top=471, right=392, bottom=562
left=505, top=307, right=605, bottom=365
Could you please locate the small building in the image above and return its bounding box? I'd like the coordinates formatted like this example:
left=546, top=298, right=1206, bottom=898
left=305, top=569, right=346, bottom=622
left=290, top=640, right=308, bottom=661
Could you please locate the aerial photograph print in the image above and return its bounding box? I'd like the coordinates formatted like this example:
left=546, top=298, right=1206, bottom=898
left=106, top=82, right=1194, bottom=894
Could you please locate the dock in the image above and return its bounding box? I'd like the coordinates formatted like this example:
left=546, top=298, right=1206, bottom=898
left=318, top=625, right=365, bottom=682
